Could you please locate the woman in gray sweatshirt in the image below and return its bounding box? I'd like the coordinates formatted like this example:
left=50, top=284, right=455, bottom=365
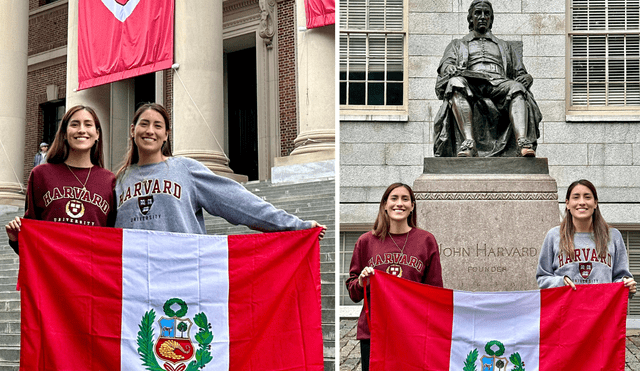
left=114, top=103, right=325, bottom=236
left=536, top=179, right=635, bottom=296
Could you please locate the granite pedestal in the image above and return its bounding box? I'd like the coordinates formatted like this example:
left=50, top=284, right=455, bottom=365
left=414, top=158, right=560, bottom=291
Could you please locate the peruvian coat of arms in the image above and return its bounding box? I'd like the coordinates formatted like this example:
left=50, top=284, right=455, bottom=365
left=463, top=340, right=525, bottom=371
left=137, top=298, right=214, bottom=371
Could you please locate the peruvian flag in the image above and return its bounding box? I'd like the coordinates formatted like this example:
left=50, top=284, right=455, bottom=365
left=304, top=0, right=335, bottom=29
left=18, top=219, right=323, bottom=370
left=77, top=0, right=174, bottom=90
left=369, top=271, right=627, bottom=371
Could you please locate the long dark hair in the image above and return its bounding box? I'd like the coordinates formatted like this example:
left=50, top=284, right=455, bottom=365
left=47, top=105, right=104, bottom=167
left=560, top=179, right=610, bottom=258
left=467, top=0, right=494, bottom=30
left=372, top=183, right=417, bottom=241
left=116, top=103, right=172, bottom=179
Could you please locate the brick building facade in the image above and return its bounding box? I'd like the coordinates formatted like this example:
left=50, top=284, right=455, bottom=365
left=278, top=0, right=298, bottom=157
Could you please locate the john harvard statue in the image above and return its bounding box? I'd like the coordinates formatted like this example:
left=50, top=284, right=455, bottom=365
left=434, top=0, right=542, bottom=157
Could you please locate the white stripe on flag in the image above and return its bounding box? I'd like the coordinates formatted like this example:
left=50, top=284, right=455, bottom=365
left=450, top=290, right=541, bottom=370
left=120, top=230, right=230, bottom=369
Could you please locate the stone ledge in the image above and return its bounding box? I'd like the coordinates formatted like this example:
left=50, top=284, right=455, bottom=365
left=423, top=157, right=550, bottom=174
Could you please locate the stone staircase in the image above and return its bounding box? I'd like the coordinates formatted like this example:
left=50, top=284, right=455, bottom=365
left=0, top=206, right=20, bottom=371
left=0, top=178, right=335, bottom=370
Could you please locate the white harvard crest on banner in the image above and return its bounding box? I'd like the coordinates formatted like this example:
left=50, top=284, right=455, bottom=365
left=101, top=0, right=142, bottom=22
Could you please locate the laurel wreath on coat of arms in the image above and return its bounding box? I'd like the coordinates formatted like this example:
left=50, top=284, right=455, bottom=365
left=463, top=340, right=525, bottom=371
left=137, top=298, right=214, bottom=371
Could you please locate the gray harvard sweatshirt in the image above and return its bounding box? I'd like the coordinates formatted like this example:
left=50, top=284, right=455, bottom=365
left=115, top=157, right=312, bottom=234
left=537, top=226, right=633, bottom=291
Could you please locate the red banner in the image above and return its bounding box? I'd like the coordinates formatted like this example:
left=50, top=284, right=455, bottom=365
left=78, top=0, right=174, bottom=90
left=305, top=0, right=335, bottom=29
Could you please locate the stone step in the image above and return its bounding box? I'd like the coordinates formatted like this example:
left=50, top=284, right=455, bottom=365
left=0, top=346, right=20, bottom=363
left=0, top=320, right=21, bottom=334
left=206, top=207, right=335, bottom=218
left=204, top=212, right=335, bottom=226
left=244, top=180, right=334, bottom=194
left=0, top=334, right=19, bottom=346
left=0, top=272, right=18, bottom=280
left=0, top=285, right=18, bottom=293
left=257, top=200, right=335, bottom=210
left=254, top=189, right=334, bottom=200
left=0, top=277, right=18, bottom=285
left=204, top=215, right=335, bottom=230
left=246, top=194, right=334, bottom=205
left=0, top=300, right=19, bottom=310
left=0, top=265, right=18, bottom=273
left=0, top=363, right=19, bottom=371
left=0, top=249, right=17, bottom=256
left=0, top=259, right=18, bottom=266
left=205, top=212, right=334, bottom=224
left=249, top=196, right=334, bottom=206
left=0, top=292, right=19, bottom=300
left=0, top=256, right=17, bottom=263
left=249, top=203, right=335, bottom=214
left=0, top=311, right=19, bottom=322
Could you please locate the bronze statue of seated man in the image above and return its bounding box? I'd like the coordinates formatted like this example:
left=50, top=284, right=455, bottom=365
left=434, top=0, right=542, bottom=157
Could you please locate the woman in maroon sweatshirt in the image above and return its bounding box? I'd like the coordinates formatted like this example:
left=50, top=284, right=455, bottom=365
left=5, top=105, right=116, bottom=254
left=346, top=182, right=443, bottom=371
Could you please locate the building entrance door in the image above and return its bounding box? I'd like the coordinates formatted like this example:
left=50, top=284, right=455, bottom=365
left=226, top=47, right=258, bottom=180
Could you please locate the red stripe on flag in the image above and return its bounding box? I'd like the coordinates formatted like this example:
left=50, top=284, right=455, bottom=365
left=19, top=219, right=123, bottom=370
left=540, top=283, right=627, bottom=371
left=370, top=272, right=453, bottom=371
left=228, top=228, right=324, bottom=371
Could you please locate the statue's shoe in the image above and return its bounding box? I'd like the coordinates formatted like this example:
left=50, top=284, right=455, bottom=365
left=457, top=139, right=477, bottom=157
left=521, top=148, right=536, bottom=157
left=457, top=149, right=475, bottom=157
left=517, top=137, right=535, bottom=157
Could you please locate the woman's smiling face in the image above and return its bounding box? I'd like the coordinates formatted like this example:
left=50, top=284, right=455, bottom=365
left=566, top=184, right=597, bottom=222
left=66, top=109, right=99, bottom=153
left=132, top=108, right=169, bottom=157
left=385, top=186, right=414, bottom=224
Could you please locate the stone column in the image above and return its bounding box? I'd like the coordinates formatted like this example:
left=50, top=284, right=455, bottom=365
left=0, top=0, right=28, bottom=206
left=66, top=0, right=112, bottom=169
left=173, top=1, right=240, bottom=180
left=289, top=1, right=335, bottom=158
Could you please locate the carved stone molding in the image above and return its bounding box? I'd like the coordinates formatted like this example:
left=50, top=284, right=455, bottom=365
left=224, top=14, right=261, bottom=29
left=224, top=0, right=258, bottom=13
left=258, top=0, right=276, bottom=49
left=414, top=192, right=558, bottom=201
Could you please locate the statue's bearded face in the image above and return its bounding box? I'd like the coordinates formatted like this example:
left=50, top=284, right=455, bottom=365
left=470, top=2, right=493, bottom=33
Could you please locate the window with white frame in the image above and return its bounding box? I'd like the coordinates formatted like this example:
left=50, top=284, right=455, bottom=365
left=569, top=0, right=640, bottom=109
left=339, top=0, right=405, bottom=107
